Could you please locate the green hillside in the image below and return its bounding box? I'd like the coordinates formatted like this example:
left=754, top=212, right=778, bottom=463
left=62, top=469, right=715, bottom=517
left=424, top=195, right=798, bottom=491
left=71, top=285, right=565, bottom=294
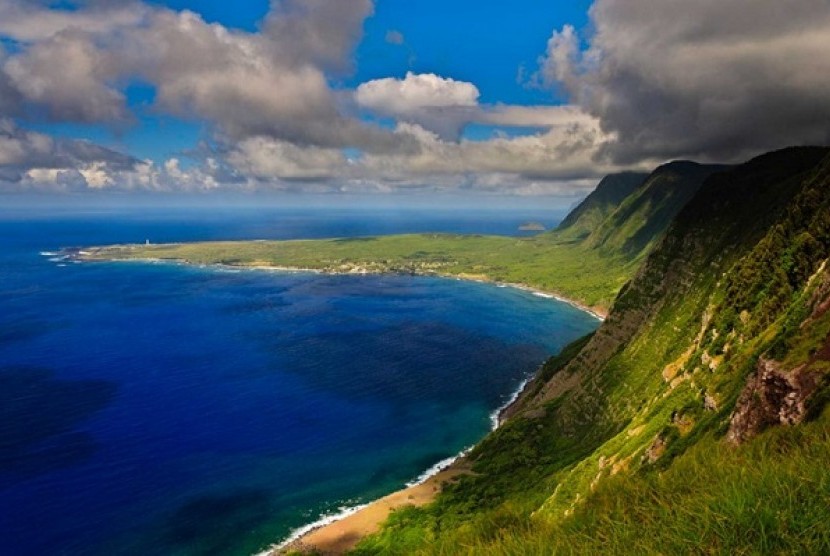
left=555, top=172, right=648, bottom=240
left=583, top=161, right=727, bottom=256
left=79, top=162, right=717, bottom=315
left=351, top=147, right=830, bottom=554
left=79, top=146, right=830, bottom=554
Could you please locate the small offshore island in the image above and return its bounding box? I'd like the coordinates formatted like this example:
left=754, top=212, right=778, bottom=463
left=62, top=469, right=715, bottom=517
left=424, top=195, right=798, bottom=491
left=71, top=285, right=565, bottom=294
left=518, top=221, right=546, bottom=232
left=71, top=148, right=830, bottom=555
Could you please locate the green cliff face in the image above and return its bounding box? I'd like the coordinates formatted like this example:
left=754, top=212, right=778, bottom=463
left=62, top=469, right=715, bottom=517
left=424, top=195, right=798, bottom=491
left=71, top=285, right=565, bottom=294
left=582, top=161, right=727, bottom=257
left=355, top=147, right=830, bottom=555
left=555, top=172, right=649, bottom=240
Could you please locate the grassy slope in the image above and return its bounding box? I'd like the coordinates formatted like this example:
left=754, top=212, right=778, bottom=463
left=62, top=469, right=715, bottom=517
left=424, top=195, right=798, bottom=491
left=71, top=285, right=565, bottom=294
left=555, top=171, right=648, bottom=241
left=86, top=164, right=717, bottom=314
left=351, top=147, right=830, bottom=554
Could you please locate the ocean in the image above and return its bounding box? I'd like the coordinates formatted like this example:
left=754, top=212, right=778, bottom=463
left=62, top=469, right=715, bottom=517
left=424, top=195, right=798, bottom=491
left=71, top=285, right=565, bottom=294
left=0, top=206, right=599, bottom=555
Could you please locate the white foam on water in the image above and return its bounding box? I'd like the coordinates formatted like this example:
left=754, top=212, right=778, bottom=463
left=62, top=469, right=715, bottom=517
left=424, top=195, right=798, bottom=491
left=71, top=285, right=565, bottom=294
left=257, top=501, right=371, bottom=555
left=405, top=446, right=474, bottom=488
left=490, top=376, right=531, bottom=430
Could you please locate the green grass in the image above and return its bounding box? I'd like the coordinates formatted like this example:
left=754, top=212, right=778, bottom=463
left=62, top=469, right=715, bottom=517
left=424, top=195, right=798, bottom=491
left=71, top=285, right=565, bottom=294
left=346, top=148, right=830, bottom=555
left=87, top=233, right=639, bottom=313
left=354, top=409, right=830, bottom=555
left=86, top=157, right=727, bottom=316
left=84, top=148, right=830, bottom=555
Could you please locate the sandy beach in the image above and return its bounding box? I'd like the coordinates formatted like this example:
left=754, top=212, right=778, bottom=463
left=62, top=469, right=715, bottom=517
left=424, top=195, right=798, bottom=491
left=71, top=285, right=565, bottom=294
left=272, top=464, right=472, bottom=555
left=74, top=250, right=603, bottom=553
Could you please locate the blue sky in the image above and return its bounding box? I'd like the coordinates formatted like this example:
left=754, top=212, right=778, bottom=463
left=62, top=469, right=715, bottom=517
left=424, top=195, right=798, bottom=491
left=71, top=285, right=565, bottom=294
left=349, top=0, right=590, bottom=104
left=0, top=0, right=827, bottom=197
left=155, top=0, right=590, bottom=104
left=39, top=0, right=592, bottom=163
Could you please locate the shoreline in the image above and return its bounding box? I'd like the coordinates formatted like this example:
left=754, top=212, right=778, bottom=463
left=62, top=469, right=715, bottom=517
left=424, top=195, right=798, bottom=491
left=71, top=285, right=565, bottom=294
left=260, top=370, right=535, bottom=555
left=444, top=274, right=606, bottom=321
left=69, top=249, right=607, bottom=321
left=65, top=249, right=606, bottom=553
left=270, top=465, right=473, bottom=555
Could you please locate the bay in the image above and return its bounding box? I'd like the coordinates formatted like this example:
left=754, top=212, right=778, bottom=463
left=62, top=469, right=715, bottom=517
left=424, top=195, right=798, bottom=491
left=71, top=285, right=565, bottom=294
left=0, top=206, right=598, bottom=555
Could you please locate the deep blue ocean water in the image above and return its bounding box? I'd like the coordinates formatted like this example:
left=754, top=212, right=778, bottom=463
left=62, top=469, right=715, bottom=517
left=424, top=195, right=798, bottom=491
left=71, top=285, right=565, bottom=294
left=0, top=206, right=598, bottom=555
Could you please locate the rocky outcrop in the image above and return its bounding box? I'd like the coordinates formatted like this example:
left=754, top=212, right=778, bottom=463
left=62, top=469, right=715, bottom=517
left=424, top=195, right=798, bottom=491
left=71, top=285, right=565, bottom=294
left=727, top=358, right=825, bottom=444
left=643, top=433, right=668, bottom=464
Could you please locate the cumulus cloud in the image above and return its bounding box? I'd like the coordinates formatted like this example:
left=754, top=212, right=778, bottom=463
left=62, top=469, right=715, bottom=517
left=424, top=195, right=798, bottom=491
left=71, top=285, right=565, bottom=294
left=0, top=0, right=626, bottom=194
left=356, top=72, right=480, bottom=115
left=0, top=0, right=428, bottom=192
left=224, top=111, right=617, bottom=193
left=359, top=119, right=615, bottom=182
left=0, top=1, right=147, bottom=42
left=479, top=105, right=599, bottom=129
left=123, top=9, right=342, bottom=142
left=1, top=0, right=722, bottom=195
left=539, top=0, right=830, bottom=163
left=355, top=72, right=483, bottom=140
left=0, top=118, right=146, bottom=191
left=227, top=136, right=348, bottom=180
left=5, top=28, right=129, bottom=123
left=0, top=0, right=398, bottom=152
left=0, top=48, right=23, bottom=117
left=262, top=0, right=374, bottom=74
left=0, top=116, right=240, bottom=192
left=219, top=68, right=618, bottom=188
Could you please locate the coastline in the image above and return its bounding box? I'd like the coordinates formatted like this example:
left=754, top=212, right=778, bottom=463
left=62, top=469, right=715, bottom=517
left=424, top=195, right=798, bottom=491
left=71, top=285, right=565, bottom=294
left=260, top=371, right=535, bottom=555
left=71, top=249, right=607, bottom=321
left=270, top=465, right=473, bottom=555
left=445, top=274, right=606, bottom=321
left=67, top=250, right=606, bottom=554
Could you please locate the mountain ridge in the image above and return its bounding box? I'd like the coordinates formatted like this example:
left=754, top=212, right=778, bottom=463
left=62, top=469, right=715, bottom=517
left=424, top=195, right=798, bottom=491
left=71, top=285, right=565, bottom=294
left=555, top=171, right=648, bottom=239
left=71, top=146, right=830, bottom=554
left=351, top=146, right=830, bottom=554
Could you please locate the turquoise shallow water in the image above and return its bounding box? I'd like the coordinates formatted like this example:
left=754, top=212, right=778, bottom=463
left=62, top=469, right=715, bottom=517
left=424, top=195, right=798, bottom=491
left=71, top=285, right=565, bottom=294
left=0, top=207, right=598, bottom=555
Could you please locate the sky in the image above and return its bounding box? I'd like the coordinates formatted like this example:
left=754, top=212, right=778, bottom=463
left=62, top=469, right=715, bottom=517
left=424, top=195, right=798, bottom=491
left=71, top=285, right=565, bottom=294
left=0, top=0, right=829, bottom=202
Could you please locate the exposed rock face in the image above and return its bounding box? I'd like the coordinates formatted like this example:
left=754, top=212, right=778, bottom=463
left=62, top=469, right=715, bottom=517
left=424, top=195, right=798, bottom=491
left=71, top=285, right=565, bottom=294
left=727, top=358, right=824, bottom=444
left=643, top=433, right=668, bottom=464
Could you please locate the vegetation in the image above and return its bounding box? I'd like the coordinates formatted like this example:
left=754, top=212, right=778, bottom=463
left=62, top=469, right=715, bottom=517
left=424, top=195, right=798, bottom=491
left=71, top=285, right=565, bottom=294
left=355, top=409, right=830, bottom=555
left=83, top=147, right=830, bottom=554
left=85, top=233, right=629, bottom=313
left=82, top=161, right=720, bottom=314
left=555, top=171, right=648, bottom=241
left=348, top=146, right=830, bottom=555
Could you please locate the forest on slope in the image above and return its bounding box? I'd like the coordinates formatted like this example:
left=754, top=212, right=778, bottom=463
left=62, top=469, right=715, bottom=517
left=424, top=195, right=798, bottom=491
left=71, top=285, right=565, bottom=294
left=80, top=147, right=830, bottom=554
left=352, top=147, right=830, bottom=554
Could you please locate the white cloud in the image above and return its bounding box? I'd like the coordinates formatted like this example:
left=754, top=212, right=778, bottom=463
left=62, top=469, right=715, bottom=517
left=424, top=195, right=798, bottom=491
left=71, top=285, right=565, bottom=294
left=262, top=0, right=374, bottom=74
left=79, top=161, right=115, bottom=188
left=225, top=112, right=620, bottom=191
left=227, top=137, right=347, bottom=180
left=359, top=120, right=617, bottom=181
left=0, top=0, right=673, bottom=195
left=0, top=1, right=393, bottom=151
left=356, top=72, right=480, bottom=115
left=4, top=28, right=129, bottom=123
left=0, top=1, right=147, bottom=42
left=479, top=104, right=600, bottom=128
